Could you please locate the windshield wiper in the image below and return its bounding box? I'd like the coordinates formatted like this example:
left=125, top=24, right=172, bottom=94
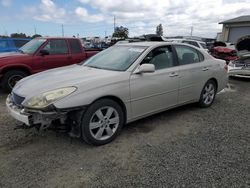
left=85, top=65, right=105, bottom=70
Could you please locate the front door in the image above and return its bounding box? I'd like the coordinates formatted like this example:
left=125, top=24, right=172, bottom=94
left=38, top=39, right=72, bottom=70
left=130, top=45, right=179, bottom=119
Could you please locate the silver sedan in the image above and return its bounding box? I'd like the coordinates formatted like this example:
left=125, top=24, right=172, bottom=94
left=6, top=42, right=228, bottom=145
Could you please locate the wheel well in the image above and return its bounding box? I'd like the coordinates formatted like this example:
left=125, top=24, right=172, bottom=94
left=1, top=67, right=31, bottom=75
left=92, top=96, right=127, bottom=123
left=209, top=78, right=218, bottom=90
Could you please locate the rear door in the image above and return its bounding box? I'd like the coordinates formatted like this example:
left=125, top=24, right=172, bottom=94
left=174, top=45, right=213, bottom=104
left=130, top=45, right=179, bottom=118
left=39, top=39, right=71, bottom=69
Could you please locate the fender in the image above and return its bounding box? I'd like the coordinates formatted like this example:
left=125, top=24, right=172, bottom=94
left=0, top=64, right=32, bottom=75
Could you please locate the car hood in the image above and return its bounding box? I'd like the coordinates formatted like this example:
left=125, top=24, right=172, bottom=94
left=0, top=52, right=29, bottom=60
left=13, top=65, right=129, bottom=97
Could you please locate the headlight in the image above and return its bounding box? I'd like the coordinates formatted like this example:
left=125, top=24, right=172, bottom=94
left=23, top=87, right=77, bottom=109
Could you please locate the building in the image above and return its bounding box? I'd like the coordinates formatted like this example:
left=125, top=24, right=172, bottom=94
left=219, top=15, right=250, bottom=43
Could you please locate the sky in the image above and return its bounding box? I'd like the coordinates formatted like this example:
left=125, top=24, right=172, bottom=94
left=0, top=0, right=250, bottom=38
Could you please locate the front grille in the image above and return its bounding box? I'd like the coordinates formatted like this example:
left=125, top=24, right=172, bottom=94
left=11, top=92, right=25, bottom=106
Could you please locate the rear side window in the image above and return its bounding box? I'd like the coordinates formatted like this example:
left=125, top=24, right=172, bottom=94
left=13, top=39, right=29, bottom=48
left=0, top=40, right=8, bottom=48
left=69, top=39, right=82, bottom=54
left=43, top=39, right=68, bottom=55
left=175, top=45, right=204, bottom=65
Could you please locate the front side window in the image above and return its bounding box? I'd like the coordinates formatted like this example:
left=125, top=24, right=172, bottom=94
left=43, top=39, right=68, bottom=55
left=175, top=45, right=203, bottom=65
left=84, top=45, right=147, bottom=71
left=142, top=46, right=174, bottom=70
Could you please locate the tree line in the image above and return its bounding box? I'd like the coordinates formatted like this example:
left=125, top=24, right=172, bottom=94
left=1, top=24, right=163, bottom=39
left=0, top=33, right=42, bottom=38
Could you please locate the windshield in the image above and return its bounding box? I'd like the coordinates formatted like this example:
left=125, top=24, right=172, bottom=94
left=83, top=45, right=147, bottom=71
left=20, top=38, right=46, bottom=54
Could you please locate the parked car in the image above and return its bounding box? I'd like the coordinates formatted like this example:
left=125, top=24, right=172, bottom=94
left=162, top=38, right=209, bottom=53
left=228, top=35, right=250, bottom=78
left=6, top=42, right=228, bottom=145
left=0, top=37, right=99, bottom=92
left=0, top=38, right=31, bottom=53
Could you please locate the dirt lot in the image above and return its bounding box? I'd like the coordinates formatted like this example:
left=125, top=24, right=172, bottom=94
left=0, top=78, right=249, bottom=188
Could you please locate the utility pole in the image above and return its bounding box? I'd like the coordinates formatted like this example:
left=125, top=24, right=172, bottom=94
left=34, top=26, right=37, bottom=35
left=61, top=24, right=64, bottom=37
left=113, top=15, right=116, bottom=33
left=190, top=26, right=193, bottom=37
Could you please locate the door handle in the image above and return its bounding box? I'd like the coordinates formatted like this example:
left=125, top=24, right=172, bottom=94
left=202, top=67, right=209, bottom=71
left=169, top=72, right=179, bottom=77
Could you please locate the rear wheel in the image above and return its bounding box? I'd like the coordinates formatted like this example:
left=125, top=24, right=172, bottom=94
left=2, top=70, right=27, bottom=93
left=81, top=99, right=124, bottom=145
left=198, top=80, right=217, bottom=107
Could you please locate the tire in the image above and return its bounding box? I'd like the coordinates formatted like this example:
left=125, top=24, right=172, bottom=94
left=198, top=80, right=217, bottom=108
left=2, top=70, right=27, bottom=93
left=81, top=99, right=124, bottom=145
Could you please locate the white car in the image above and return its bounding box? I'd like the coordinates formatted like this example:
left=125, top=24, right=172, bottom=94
left=228, top=53, right=250, bottom=78
left=6, top=42, right=228, bottom=145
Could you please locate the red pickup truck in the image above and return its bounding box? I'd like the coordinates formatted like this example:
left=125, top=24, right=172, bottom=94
left=0, top=37, right=100, bottom=92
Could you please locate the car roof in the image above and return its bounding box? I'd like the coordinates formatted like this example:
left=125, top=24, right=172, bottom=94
left=116, top=41, right=174, bottom=47
left=38, top=37, right=79, bottom=40
left=116, top=41, right=203, bottom=48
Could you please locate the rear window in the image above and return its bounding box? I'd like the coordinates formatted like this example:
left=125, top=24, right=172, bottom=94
left=69, top=39, right=82, bottom=54
left=13, top=39, right=29, bottom=48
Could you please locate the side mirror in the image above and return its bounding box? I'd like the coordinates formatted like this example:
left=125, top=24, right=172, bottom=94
left=135, top=64, right=155, bottom=74
left=40, top=49, right=50, bottom=56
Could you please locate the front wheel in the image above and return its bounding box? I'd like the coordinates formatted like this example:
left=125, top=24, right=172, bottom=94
left=2, top=70, right=27, bottom=93
left=81, top=99, right=124, bottom=145
left=198, top=80, right=217, bottom=108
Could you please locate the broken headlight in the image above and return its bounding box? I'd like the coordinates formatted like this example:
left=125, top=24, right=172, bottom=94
left=23, top=87, right=77, bottom=109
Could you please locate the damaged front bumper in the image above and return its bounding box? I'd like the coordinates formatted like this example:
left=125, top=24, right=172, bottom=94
left=6, top=95, right=32, bottom=125
left=6, top=95, right=86, bottom=136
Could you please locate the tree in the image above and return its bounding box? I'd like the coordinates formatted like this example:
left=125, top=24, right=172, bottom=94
left=112, top=26, right=129, bottom=39
left=32, top=34, right=42, bottom=38
left=10, top=33, right=27, bottom=38
left=156, top=24, right=163, bottom=36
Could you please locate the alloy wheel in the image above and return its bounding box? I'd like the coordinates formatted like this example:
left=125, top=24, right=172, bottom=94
left=89, top=106, right=120, bottom=141
left=202, top=83, right=215, bottom=105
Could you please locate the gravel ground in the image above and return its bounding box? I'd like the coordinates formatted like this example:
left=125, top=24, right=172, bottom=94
left=0, top=78, right=249, bottom=188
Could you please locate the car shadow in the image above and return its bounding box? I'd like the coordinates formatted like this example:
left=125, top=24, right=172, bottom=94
left=123, top=103, right=198, bottom=134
